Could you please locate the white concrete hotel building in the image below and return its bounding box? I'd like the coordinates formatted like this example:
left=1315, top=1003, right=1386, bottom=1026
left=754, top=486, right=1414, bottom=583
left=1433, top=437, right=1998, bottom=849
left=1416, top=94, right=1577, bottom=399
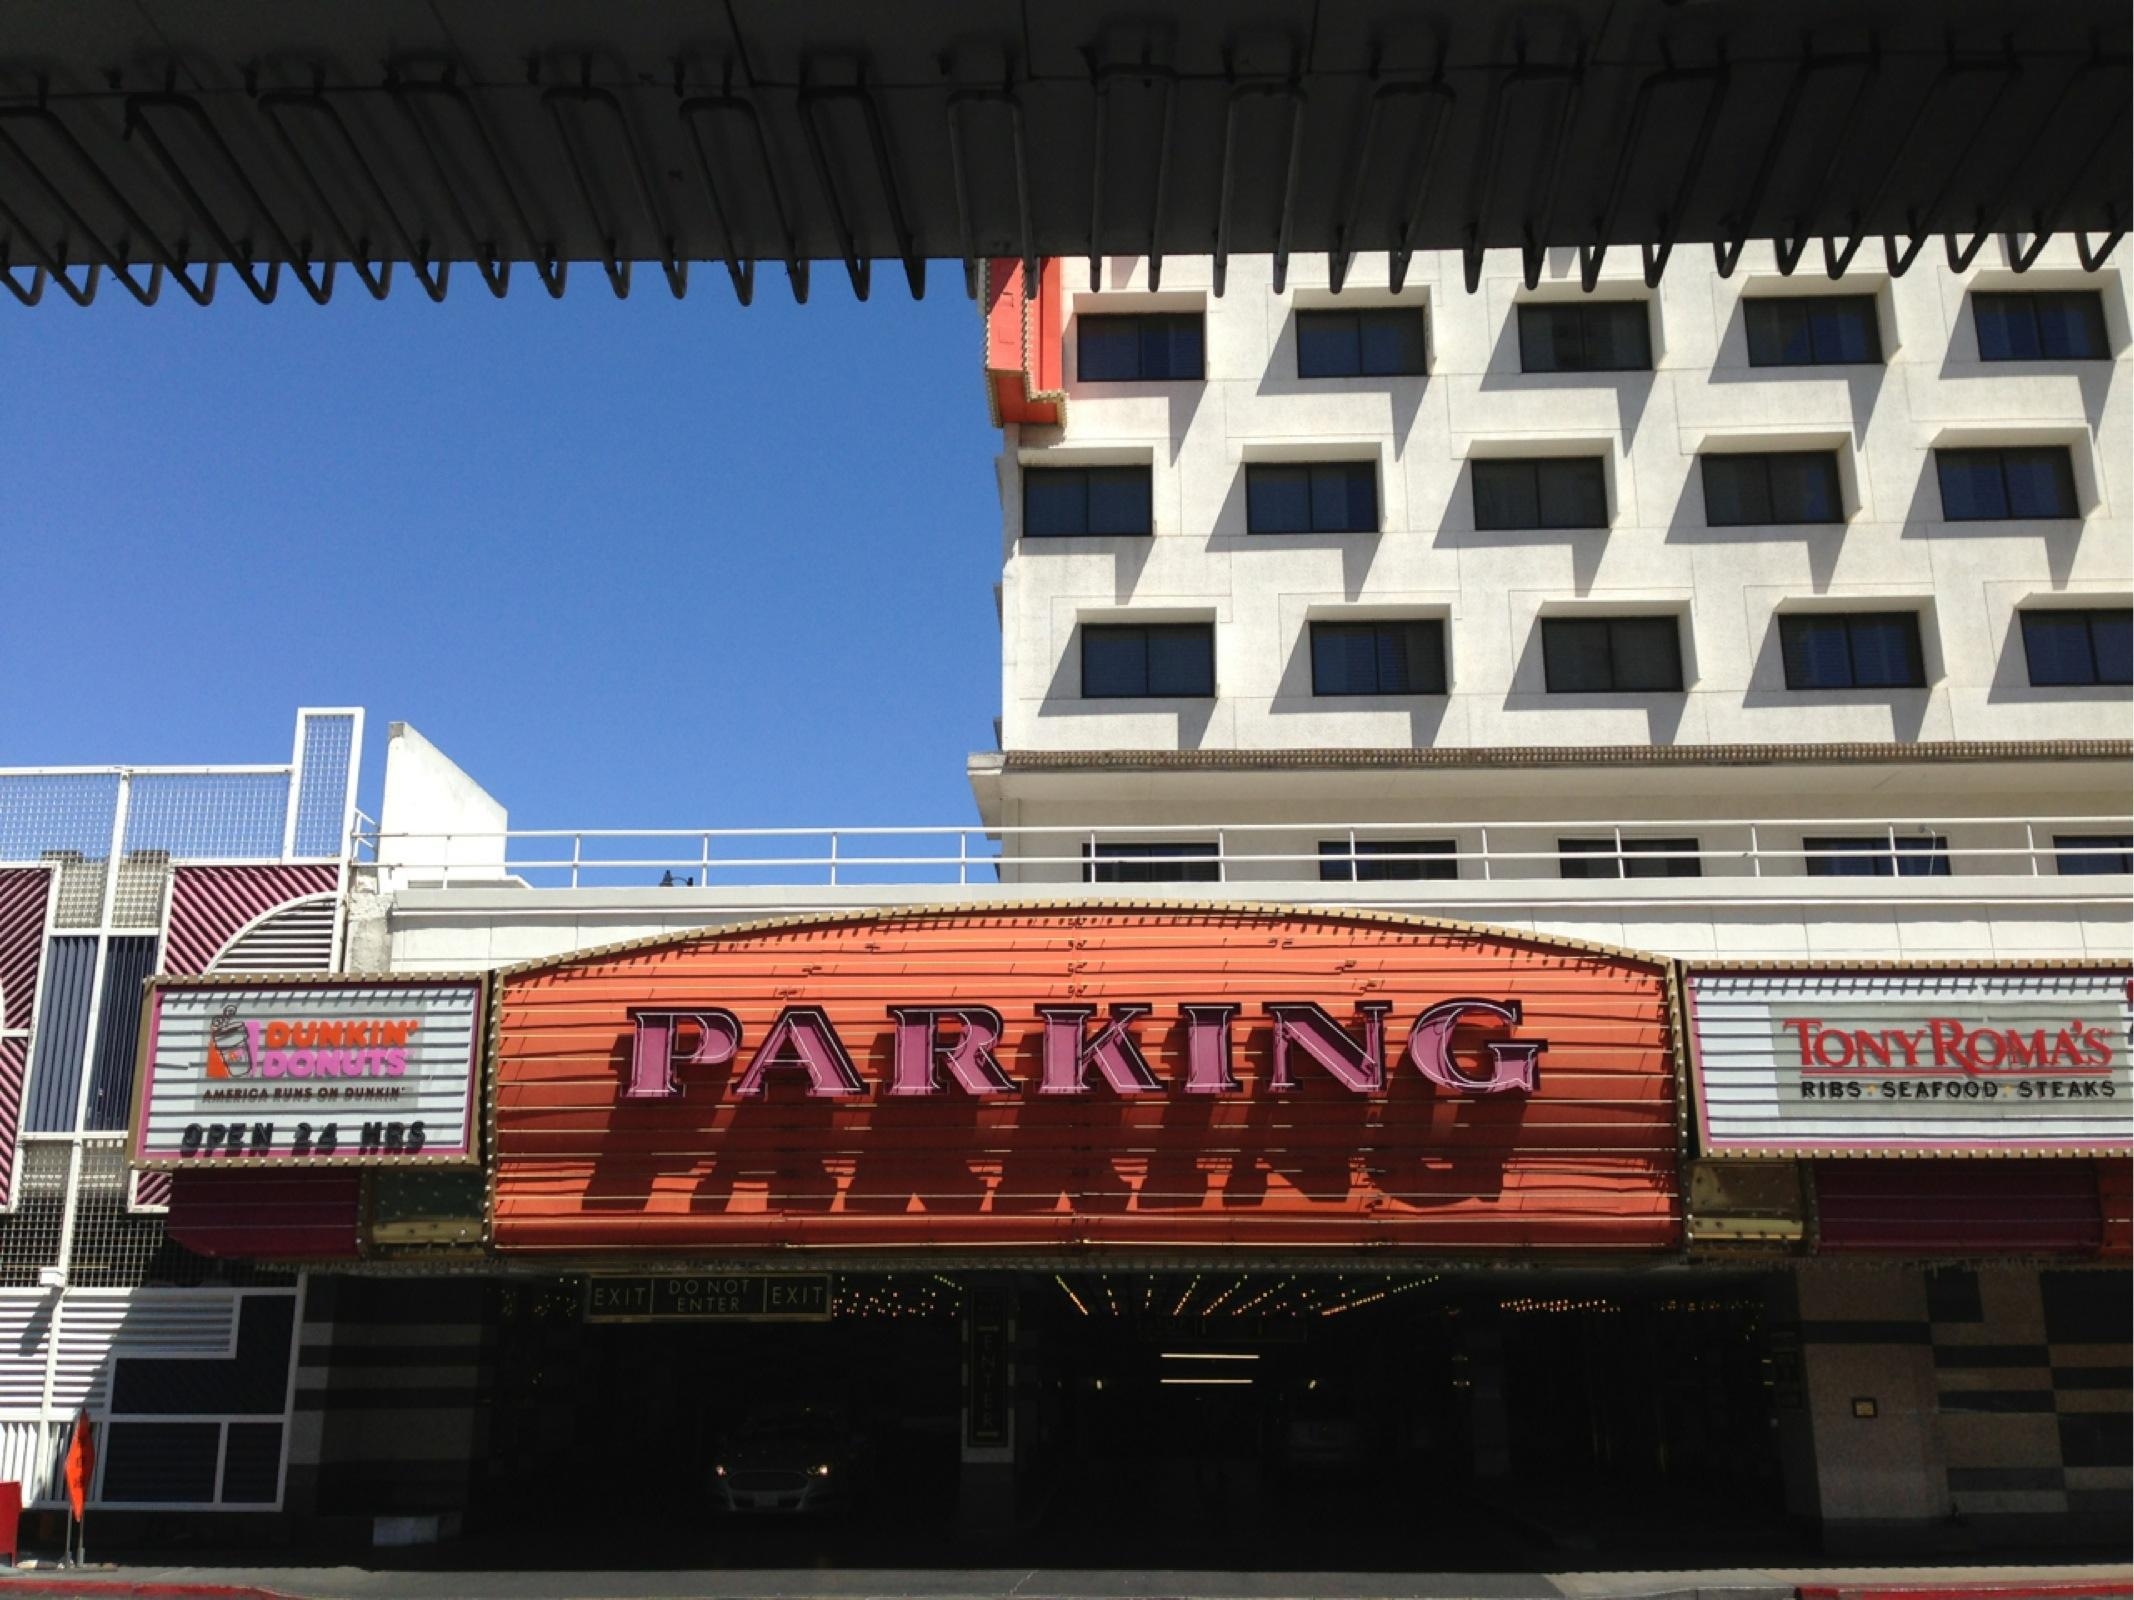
left=969, top=244, right=2130, bottom=945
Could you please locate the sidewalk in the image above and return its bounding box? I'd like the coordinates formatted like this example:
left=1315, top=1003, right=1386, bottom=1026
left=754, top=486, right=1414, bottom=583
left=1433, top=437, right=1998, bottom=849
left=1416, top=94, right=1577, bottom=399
left=0, top=1561, right=2124, bottom=1600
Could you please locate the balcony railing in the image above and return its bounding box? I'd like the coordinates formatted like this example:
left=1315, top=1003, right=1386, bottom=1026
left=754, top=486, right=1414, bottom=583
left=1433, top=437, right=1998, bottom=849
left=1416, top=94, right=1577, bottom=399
left=356, top=813, right=2134, bottom=899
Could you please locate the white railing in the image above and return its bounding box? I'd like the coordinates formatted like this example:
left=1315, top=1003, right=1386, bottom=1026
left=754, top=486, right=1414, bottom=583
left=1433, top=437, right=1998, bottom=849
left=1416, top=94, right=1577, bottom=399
left=355, top=813, right=2134, bottom=892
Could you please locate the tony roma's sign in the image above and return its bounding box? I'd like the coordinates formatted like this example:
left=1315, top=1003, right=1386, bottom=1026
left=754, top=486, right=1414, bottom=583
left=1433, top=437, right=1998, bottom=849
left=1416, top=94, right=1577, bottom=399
left=489, top=907, right=1682, bottom=1254
left=132, top=976, right=485, bottom=1168
left=1687, top=966, right=2134, bottom=1156
left=585, top=1274, right=832, bottom=1322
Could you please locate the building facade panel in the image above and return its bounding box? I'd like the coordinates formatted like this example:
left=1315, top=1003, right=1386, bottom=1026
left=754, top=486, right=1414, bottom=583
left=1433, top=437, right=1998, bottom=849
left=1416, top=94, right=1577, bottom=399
left=0, top=712, right=361, bottom=1515
left=164, top=865, right=342, bottom=978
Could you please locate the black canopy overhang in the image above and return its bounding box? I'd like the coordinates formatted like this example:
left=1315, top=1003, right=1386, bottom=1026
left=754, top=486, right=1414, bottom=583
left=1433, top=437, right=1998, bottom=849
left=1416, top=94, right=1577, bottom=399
left=0, top=0, right=2124, bottom=307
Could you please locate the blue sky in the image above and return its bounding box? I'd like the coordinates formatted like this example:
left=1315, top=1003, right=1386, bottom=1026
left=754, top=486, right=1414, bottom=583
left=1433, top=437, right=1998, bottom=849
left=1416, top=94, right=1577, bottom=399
left=0, top=285, right=1003, bottom=831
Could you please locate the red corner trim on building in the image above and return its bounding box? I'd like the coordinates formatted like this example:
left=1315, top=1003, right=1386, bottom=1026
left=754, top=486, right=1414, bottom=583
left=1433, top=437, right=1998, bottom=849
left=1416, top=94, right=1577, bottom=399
left=984, top=256, right=1063, bottom=426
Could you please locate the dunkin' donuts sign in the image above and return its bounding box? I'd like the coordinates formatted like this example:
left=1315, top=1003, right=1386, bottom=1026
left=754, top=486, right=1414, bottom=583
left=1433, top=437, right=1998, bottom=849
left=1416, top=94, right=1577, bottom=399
left=490, top=908, right=1683, bottom=1254
left=1688, top=967, right=2134, bottom=1155
left=133, top=978, right=484, bottom=1167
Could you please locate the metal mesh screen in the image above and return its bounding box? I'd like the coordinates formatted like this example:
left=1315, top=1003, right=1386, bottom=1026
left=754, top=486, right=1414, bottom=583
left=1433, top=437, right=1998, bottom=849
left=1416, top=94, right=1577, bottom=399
left=67, top=1141, right=168, bottom=1287
left=5, top=768, right=306, bottom=927
left=0, top=1143, right=287, bottom=1289
left=123, top=772, right=288, bottom=861
left=291, top=712, right=358, bottom=858
left=0, top=775, right=119, bottom=863
left=42, top=855, right=105, bottom=930
left=110, top=852, right=171, bottom=930
left=0, top=1142, right=69, bottom=1285
left=132, top=1239, right=296, bottom=1290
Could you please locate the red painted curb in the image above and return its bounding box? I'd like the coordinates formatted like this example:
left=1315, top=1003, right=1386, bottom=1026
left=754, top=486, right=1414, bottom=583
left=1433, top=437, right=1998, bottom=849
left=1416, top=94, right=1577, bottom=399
left=1798, top=1586, right=2134, bottom=1600
left=0, top=1582, right=300, bottom=1600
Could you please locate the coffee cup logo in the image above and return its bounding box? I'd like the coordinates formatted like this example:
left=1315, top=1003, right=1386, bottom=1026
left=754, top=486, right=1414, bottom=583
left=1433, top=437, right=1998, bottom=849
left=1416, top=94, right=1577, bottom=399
left=206, top=1004, right=256, bottom=1080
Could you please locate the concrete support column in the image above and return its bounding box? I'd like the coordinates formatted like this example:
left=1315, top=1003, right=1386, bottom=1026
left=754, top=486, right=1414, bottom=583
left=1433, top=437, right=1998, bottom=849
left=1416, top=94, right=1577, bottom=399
left=283, top=1272, right=328, bottom=1522
left=957, top=1282, right=1016, bottom=1535
left=1764, top=1273, right=1819, bottom=1523
left=1789, top=1263, right=1949, bottom=1550
left=1783, top=1262, right=2132, bottom=1553
left=1462, top=1305, right=1510, bottom=1479
left=287, top=1276, right=490, bottom=1541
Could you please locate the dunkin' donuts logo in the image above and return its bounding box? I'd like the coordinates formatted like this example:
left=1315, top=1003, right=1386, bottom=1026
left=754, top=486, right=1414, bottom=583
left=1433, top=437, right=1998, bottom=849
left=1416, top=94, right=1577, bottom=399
left=203, top=1002, right=419, bottom=1081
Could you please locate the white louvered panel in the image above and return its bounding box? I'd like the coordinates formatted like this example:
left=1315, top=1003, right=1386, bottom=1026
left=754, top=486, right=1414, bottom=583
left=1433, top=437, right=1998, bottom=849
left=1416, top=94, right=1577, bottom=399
left=0, top=1291, right=237, bottom=1416
left=0, top=1419, right=60, bottom=1502
left=209, top=895, right=337, bottom=973
left=46, top=1349, right=108, bottom=1413
left=49, top=1298, right=127, bottom=1411
left=71, top=1291, right=239, bottom=1355
left=0, top=1296, right=51, bottom=1410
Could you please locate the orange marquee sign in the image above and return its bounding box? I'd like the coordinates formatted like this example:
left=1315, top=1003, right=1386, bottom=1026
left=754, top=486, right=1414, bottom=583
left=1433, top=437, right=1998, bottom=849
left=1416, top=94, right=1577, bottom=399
left=489, top=906, right=1681, bottom=1254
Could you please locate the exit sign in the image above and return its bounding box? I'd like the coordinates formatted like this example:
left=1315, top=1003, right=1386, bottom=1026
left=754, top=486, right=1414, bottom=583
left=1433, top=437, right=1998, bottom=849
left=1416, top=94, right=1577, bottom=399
left=583, top=1274, right=832, bottom=1323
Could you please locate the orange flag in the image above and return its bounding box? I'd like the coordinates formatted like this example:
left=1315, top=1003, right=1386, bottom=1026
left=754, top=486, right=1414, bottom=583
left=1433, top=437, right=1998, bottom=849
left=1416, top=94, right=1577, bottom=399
left=63, top=1411, right=93, bottom=1520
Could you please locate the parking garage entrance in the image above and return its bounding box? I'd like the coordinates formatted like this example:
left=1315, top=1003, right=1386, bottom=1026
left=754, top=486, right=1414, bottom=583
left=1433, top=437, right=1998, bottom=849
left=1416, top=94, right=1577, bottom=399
left=464, top=910, right=1762, bottom=1561
left=475, top=1268, right=1794, bottom=1567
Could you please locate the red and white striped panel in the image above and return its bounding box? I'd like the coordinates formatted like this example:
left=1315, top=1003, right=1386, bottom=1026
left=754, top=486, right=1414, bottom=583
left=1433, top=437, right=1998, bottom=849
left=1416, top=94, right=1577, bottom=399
left=130, top=1170, right=173, bottom=1212
left=163, top=864, right=338, bottom=976
left=0, top=868, right=51, bottom=1034
left=0, top=1036, right=25, bottom=1210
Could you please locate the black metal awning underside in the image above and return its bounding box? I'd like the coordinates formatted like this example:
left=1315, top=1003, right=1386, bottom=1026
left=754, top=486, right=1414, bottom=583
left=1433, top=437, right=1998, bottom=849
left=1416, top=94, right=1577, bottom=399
left=0, top=0, right=2126, bottom=308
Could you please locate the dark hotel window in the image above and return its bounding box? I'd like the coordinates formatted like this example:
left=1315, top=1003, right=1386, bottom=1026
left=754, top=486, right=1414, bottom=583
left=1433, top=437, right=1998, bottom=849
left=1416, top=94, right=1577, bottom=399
left=1080, top=623, right=1215, bottom=699
left=1247, top=462, right=1379, bottom=534
left=1744, top=296, right=1882, bottom=366
left=2020, top=609, right=2133, bottom=688
left=1517, top=302, right=1652, bottom=373
left=1022, top=465, right=1153, bottom=537
left=1318, top=840, right=1458, bottom=882
left=1973, top=292, right=2111, bottom=362
left=1803, top=836, right=1951, bottom=877
left=1936, top=447, right=2081, bottom=522
left=1296, top=308, right=1429, bottom=378
left=1779, top=613, right=1927, bottom=691
left=1541, top=616, right=1684, bottom=693
left=1077, top=313, right=1204, bottom=382
left=1083, top=842, right=1221, bottom=884
left=2057, top=835, right=2134, bottom=876
left=1310, top=619, right=1447, bottom=696
left=1702, top=452, right=1845, bottom=526
left=1472, top=457, right=1609, bottom=531
left=1559, top=838, right=1702, bottom=879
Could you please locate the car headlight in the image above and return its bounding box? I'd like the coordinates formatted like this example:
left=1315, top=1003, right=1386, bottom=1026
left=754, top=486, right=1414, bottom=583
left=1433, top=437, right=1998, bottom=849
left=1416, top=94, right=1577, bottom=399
left=714, top=1465, right=726, bottom=1477
left=814, top=1464, right=832, bottom=1477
